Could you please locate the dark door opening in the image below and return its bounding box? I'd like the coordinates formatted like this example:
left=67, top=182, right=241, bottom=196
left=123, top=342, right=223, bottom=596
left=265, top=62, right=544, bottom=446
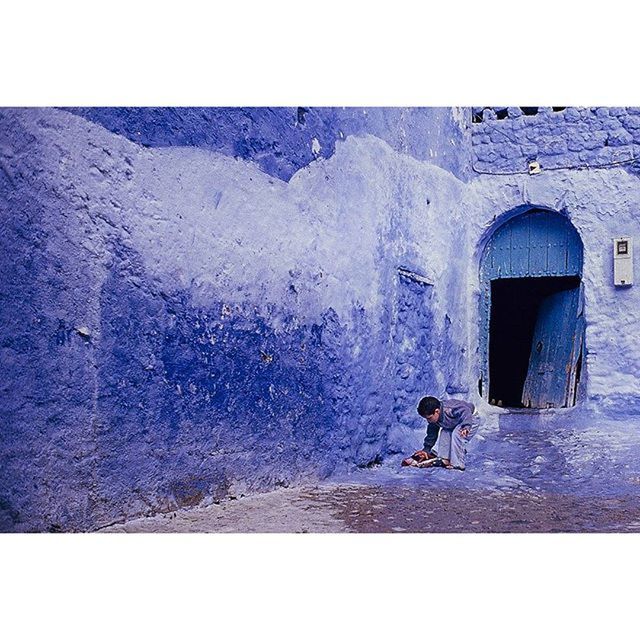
left=489, top=276, right=582, bottom=408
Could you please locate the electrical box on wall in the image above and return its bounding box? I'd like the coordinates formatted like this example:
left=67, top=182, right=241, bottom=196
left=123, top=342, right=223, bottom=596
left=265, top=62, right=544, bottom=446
left=613, top=237, right=633, bottom=286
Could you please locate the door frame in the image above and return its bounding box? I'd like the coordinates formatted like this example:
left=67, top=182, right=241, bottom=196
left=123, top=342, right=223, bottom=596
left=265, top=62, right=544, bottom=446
left=478, top=206, right=585, bottom=407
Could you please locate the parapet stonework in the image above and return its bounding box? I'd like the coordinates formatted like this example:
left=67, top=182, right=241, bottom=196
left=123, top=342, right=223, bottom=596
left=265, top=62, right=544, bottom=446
left=470, top=106, right=640, bottom=175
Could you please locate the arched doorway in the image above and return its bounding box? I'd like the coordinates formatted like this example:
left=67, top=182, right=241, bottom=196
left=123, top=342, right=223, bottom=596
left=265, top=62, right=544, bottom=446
left=479, top=208, right=585, bottom=409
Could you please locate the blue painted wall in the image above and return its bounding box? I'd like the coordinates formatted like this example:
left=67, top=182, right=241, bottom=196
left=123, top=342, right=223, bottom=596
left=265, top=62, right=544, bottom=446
left=1, top=108, right=467, bottom=531
left=3, top=106, right=640, bottom=532
left=470, top=106, right=640, bottom=175
left=64, top=107, right=472, bottom=182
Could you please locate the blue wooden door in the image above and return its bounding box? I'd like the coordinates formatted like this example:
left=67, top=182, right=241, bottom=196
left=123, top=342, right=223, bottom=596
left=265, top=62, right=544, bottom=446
left=479, top=208, right=584, bottom=407
left=521, top=283, right=584, bottom=408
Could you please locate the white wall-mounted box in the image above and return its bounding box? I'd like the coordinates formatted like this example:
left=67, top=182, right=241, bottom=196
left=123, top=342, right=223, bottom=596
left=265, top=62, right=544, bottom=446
left=613, top=237, right=633, bottom=286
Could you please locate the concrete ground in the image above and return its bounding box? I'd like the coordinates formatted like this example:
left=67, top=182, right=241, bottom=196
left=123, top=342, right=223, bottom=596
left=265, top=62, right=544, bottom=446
left=100, top=459, right=640, bottom=533
left=101, top=411, right=640, bottom=533
left=100, top=479, right=640, bottom=533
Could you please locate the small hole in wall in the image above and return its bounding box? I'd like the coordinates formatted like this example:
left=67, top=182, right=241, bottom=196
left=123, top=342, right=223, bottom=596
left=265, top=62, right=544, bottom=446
left=495, top=108, right=509, bottom=120
left=521, top=107, right=539, bottom=116
left=552, top=107, right=566, bottom=112
left=297, top=107, right=308, bottom=125
left=472, top=108, right=484, bottom=123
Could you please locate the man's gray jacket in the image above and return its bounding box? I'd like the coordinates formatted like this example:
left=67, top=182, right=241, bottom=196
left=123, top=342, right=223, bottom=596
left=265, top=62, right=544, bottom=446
left=423, top=398, right=475, bottom=452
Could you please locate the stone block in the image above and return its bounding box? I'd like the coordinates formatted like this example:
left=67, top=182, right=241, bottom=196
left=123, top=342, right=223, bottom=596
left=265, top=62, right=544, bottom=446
left=521, top=143, right=539, bottom=158
left=609, top=107, right=626, bottom=117
left=605, top=146, right=634, bottom=162
left=589, top=146, right=632, bottom=166
left=564, top=108, right=582, bottom=123
left=547, top=124, right=565, bottom=136
left=542, top=154, right=571, bottom=169
left=471, top=143, right=487, bottom=160
left=606, top=128, right=634, bottom=147
left=566, top=136, right=586, bottom=152
left=474, top=145, right=498, bottom=162
left=508, top=106, right=523, bottom=118
left=577, top=147, right=619, bottom=166
left=621, top=115, right=640, bottom=130
left=582, top=131, right=608, bottom=150
left=513, top=129, right=533, bottom=144
left=577, top=149, right=598, bottom=164
left=604, top=119, right=624, bottom=132
left=538, top=138, right=568, bottom=156
left=499, top=144, right=522, bottom=160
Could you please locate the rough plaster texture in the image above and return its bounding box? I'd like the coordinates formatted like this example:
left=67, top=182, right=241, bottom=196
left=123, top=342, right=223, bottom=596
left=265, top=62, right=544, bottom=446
left=0, top=108, right=467, bottom=531
left=3, top=106, right=640, bottom=532
left=65, top=107, right=472, bottom=182
left=471, top=107, right=640, bottom=175
left=461, top=168, right=640, bottom=415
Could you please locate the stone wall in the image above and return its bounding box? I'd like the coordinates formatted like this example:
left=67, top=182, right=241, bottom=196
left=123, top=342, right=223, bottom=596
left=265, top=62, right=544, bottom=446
left=470, top=107, right=640, bottom=175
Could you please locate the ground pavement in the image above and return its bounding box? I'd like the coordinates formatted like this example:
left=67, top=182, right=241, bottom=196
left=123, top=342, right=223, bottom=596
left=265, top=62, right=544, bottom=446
left=101, top=411, right=640, bottom=533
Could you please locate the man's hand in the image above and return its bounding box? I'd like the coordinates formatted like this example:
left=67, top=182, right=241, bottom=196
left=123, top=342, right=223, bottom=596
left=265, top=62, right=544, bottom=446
left=411, top=450, right=429, bottom=463
left=459, top=427, right=470, bottom=438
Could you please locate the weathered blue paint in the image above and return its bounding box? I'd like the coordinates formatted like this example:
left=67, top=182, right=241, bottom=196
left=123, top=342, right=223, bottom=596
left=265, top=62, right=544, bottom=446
left=480, top=208, right=583, bottom=280
left=91, top=250, right=357, bottom=521
left=1, top=108, right=471, bottom=531
left=63, top=107, right=472, bottom=182
left=479, top=209, right=584, bottom=405
left=390, top=272, right=438, bottom=451
left=3, top=106, right=640, bottom=532
left=522, top=284, right=584, bottom=408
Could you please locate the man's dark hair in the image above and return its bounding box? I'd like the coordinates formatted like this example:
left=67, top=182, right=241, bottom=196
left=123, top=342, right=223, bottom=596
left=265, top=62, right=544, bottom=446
left=417, top=396, right=440, bottom=418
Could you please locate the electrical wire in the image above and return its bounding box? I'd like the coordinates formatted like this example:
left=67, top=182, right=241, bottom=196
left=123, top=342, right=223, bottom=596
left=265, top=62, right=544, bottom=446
left=470, top=115, right=638, bottom=174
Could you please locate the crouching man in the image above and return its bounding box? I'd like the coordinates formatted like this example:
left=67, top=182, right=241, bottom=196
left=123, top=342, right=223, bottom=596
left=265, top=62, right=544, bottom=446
left=402, top=395, right=479, bottom=471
